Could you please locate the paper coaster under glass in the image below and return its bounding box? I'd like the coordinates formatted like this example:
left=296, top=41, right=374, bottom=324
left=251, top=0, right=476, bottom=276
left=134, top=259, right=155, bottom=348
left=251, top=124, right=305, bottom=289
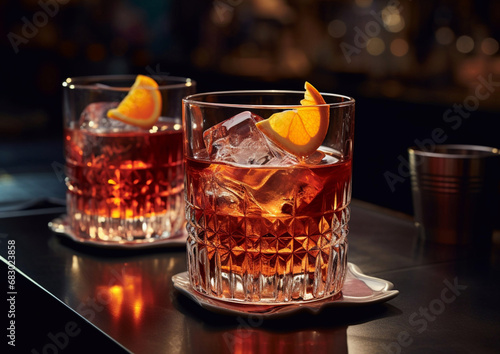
left=49, top=215, right=188, bottom=249
left=172, top=263, right=398, bottom=317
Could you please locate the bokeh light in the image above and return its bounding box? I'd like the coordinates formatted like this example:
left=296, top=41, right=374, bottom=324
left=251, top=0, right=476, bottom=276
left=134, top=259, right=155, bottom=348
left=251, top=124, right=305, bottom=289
left=456, top=35, right=474, bottom=53
left=481, top=37, right=499, bottom=55
left=355, top=0, right=373, bottom=8
left=367, top=37, right=385, bottom=56
left=328, top=20, right=346, bottom=38
left=382, top=6, right=405, bottom=33
left=390, top=38, right=409, bottom=57
left=435, top=27, right=454, bottom=45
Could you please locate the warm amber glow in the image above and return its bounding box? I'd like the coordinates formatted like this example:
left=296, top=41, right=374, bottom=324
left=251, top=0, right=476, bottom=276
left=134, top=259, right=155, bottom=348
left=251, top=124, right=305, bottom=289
left=390, top=38, right=409, bottom=57
left=367, top=37, right=385, bottom=56
left=95, top=272, right=149, bottom=323
left=382, top=6, right=405, bottom=33
left=133, top=298, right=144, bottom=323
left=71, top=255, right=79, bottom=274
left=96, top=284, right=124, bottom=319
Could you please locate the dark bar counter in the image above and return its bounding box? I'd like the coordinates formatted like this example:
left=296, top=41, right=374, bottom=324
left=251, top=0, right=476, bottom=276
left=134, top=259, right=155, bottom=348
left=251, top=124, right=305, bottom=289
left=1, top=198, right=499, bottom=353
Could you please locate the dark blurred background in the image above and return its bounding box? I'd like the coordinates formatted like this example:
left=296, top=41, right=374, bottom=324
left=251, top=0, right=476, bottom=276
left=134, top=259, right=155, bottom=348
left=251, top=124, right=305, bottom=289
left=1, top=0, right=499, bottom=215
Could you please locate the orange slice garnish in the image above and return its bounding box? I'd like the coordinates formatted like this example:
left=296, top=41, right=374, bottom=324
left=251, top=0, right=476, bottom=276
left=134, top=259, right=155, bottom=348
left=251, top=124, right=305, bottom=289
left=107, top=75, right=162, bottom=128
left=256, top=82, right=329, bottom=157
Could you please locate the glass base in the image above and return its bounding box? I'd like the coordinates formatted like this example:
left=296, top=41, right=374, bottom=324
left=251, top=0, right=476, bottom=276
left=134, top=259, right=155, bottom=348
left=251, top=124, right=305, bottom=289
left=173, top=263, right=399, bottom=314
left=64, top=211, right=185, bottom=242
left=187, top=235, right=348, bottom=304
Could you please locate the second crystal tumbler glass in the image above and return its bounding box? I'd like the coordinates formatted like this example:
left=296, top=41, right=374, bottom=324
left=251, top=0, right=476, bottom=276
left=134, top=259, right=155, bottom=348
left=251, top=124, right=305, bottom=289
left=61, top=75, right=195, bottom=243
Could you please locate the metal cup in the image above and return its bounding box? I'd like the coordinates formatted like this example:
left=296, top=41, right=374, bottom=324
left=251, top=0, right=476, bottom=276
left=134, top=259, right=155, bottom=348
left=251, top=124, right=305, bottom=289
left=409, top=144, right=500, bottom=245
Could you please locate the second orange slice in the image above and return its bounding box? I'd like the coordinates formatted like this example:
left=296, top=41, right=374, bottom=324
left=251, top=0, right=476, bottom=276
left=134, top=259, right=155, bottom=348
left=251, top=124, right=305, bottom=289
left=107, top=75, right=162, bottom=128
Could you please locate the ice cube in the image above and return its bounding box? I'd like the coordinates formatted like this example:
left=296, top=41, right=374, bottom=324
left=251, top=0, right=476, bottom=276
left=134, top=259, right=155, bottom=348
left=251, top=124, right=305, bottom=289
left=265, top=142, right=300, bottom=166
left=203, top=111, right=298, bottom=166
left=202, top=165, right=246, bottom=215
left=240, top=168, right=324, bottom=215
left=79, top=102, right=139, bottom=132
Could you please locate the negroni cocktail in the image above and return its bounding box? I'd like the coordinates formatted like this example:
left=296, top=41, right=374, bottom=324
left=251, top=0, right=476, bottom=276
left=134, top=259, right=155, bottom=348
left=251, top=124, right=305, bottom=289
left=183, top=84, right=355, bottom=302
left=59, top=75, right=195, bottom=243
left=65, top=116, right=184, bottom=241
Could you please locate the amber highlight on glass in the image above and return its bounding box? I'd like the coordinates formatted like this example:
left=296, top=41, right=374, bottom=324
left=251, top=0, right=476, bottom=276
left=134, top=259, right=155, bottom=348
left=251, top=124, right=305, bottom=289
left=62, top=75, right=195, bottom=242
left=183, top=90, right=355, bottom=303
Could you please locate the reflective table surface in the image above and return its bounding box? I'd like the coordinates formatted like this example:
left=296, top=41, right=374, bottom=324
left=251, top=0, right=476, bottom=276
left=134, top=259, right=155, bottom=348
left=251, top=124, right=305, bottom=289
left=1, top=199, right=499, bottom=353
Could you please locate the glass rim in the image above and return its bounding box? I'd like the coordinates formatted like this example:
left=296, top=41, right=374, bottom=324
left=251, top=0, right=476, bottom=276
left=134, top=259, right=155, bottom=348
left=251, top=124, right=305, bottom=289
left=408, top=144, right=500, bottom=159
left=182, top=90, right=355, bottom=109
left=62, top=74, right=196, bottom=91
